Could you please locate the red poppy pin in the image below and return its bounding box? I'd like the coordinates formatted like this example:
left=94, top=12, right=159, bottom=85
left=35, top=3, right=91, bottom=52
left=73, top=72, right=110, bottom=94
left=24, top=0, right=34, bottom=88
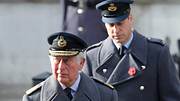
left=128, top=67, right=136, bottom=76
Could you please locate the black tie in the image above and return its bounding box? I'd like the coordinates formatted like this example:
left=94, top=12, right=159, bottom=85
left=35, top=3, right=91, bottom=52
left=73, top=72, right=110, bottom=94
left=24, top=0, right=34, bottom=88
left=64, top=88, right=73, bottom=100
left=119, top=46, right=126, bottom=58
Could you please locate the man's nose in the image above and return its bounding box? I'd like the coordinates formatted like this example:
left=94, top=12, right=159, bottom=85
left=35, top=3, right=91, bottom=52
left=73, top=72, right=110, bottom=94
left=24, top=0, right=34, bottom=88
left=112, top=25, right=118, bottom=33
left=58, top=59, right=66, bottom=70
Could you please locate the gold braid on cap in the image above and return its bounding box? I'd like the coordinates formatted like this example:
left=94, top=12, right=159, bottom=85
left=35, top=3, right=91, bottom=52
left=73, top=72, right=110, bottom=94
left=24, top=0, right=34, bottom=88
left=108, top=3, right=117, bottom=12
left=58, top=36, right=67, bottom=48
left=49, top=50, right=79, bottom=57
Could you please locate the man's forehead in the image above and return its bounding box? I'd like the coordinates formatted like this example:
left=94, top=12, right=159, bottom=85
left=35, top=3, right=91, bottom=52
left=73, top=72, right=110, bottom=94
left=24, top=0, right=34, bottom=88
left=50, top=56, right=75, bottom=59
left=105, top=18, right=127, bottom=25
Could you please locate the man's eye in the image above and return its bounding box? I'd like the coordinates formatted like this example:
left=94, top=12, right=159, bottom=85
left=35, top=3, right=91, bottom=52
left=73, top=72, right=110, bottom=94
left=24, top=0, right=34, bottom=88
left=110, top=24, right=114, bottom=27
left=117, top=23, right=122, bottom=26
left=63, top=58, right=69, bottom=62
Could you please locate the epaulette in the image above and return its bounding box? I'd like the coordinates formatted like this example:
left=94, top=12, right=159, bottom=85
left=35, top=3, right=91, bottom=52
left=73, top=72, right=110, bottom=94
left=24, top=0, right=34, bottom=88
left=147, top=37, right=165, bottom=46
left=25, top=81, right=44, bottom=95
left=91, top=77, right=114, bottom=89
left=86, top=41, right=102, bottom=51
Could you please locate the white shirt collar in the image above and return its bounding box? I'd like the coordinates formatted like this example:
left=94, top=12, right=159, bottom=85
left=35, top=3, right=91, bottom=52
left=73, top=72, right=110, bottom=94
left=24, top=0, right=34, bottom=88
left=70, top=74, right=80, bottom=92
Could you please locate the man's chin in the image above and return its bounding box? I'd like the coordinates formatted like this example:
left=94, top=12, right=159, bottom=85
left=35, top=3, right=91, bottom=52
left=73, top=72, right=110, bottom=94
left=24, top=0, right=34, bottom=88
left=57, top=76, right=68, bottom=83
left=114, top=40, right=123, bottom=44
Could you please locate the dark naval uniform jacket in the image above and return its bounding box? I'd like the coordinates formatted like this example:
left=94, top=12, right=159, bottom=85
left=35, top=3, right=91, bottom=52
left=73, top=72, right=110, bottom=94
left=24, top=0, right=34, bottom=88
left=22, top=73, right=118, bottom=101
left=59, top=0, right=107, bottom=46
left=83, top=31, right=180, bottom=101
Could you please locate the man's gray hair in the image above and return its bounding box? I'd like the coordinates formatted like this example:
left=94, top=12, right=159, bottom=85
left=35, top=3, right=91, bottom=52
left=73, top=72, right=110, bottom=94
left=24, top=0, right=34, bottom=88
left=75, top=52, right=85, bottom=64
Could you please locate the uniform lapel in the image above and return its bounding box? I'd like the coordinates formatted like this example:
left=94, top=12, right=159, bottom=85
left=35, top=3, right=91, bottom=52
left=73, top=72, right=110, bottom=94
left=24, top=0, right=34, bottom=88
left=95, top=31, right=148, bottom=85
left=73, top=73, right=101, bottom=101
left=41, top=76, right=70, bottom=101
left=95, top=37, right=121, bottom=80
left=98, top=37, right=119, bottom=65
left=129, top=31, right=147, bottom=65
left=106, top=53, right=142, bottom=85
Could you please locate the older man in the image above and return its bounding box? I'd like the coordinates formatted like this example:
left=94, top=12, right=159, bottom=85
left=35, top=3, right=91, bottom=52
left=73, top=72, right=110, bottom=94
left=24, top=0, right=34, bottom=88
left=22, top=32, right=118, bottom=101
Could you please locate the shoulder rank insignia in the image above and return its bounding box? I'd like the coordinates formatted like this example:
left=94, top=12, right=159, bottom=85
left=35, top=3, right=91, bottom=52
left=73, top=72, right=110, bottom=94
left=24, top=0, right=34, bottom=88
left=147, top=37, right=165, bottom=46
left=86, top=41, right=102, bottom=51
left=25, top=81, right=44, bottom=95
left=91, top=77, right=114, bottom=89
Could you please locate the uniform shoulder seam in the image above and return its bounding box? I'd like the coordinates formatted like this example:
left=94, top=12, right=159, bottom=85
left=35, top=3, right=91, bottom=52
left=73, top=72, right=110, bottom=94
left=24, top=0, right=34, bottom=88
left=86, top=41, right=102, bottom=51
left=91, top=77, right=114, bottom=89
left=147, top=37, right=165, bottom=46
left=25, top=81, right=44, bottom=95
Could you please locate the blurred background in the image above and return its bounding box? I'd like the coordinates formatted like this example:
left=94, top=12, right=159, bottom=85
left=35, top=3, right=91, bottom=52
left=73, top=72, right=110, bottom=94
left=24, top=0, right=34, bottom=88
left=0, top=0, right=180, bottom=101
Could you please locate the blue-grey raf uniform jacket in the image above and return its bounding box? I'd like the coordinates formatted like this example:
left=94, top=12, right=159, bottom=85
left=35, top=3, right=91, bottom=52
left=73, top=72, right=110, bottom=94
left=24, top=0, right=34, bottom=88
left=22, top=73, right=118, bottom=101
left=59, top=0, right=107, bottom=46
left=83, top=31, right=180, bottom=101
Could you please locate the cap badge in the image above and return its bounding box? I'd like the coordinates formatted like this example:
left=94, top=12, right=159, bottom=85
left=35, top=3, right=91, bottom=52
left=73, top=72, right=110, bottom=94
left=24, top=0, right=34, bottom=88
left=108, top=3, right=117, bottom=12
left=58, top=36, right=67, bottom=48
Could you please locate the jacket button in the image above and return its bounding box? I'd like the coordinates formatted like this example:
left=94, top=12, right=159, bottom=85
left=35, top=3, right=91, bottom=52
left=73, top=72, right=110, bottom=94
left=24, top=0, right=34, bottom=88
left=103, top=69, right=107, bottom=73
left=72, top=0, right=78, bottom=2
left=77, top=8, right=84, bottom=14
left=141, top=66, right=146, bottom=70
left=78, top=26, right=84, bottom=32
left=140, top=86, right=145, bottom=91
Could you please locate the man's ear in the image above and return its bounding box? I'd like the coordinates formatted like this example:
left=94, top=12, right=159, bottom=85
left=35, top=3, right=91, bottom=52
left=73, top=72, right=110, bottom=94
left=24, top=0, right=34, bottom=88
left=79, top=58, right=85, bottom=70
left=128, top=14, right=133, bottom=22
left=128, top=14, right=134, bottom=28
